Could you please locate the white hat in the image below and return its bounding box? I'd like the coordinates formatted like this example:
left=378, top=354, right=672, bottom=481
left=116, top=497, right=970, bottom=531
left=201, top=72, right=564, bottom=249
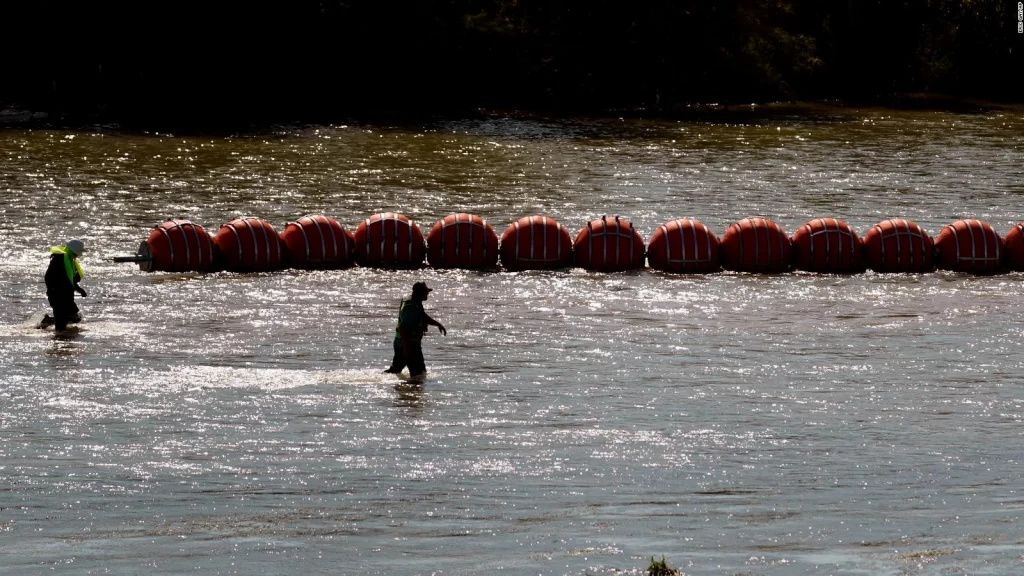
left=66, top=239, right=85, bottom=256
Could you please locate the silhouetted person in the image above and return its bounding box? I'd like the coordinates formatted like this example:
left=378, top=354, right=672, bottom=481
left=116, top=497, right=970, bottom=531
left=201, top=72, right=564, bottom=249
left=384, top=282, right=446, bottom=380
left=43, top=239, right=87, bottom=331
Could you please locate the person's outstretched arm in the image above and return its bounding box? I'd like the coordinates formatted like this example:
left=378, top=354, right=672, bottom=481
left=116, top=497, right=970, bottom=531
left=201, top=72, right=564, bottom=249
left=424, top=314, right=446, bottom=335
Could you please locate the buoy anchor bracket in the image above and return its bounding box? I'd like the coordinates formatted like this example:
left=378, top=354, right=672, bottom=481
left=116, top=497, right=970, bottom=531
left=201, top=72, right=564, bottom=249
left=111, top=241, right=153, bottom=272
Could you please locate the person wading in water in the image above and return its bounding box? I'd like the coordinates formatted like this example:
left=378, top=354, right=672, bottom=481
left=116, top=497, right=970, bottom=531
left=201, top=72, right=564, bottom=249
left=384, top=282, right=446, bottom=380
left=42, top=239, right=88, bottom=331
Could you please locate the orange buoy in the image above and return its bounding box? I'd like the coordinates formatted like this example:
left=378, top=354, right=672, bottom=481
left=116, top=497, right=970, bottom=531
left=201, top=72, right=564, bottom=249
left=862, top=219, right=933, bottom=273
left=934, top=219, right=1003, bottom=274
left=791, top=218, right=863, bottom=273
left=281, top=215, right=354, bottom=269
left=1004, top=222, right=1024, bottom=271
left=353, top=212, right=425, bottom=269
left=499, top=215, right=573, bottom=271
left=426, top=213, right=499, bottom=269
left=647, top=218, right=720, bottom=273
left=140, top=219, right=218, bottom=272
left=215, top=217, right=286, bottom=272
left=573, top=216, right=645, bottom=272
left=720, top=217, right=791, bottom=273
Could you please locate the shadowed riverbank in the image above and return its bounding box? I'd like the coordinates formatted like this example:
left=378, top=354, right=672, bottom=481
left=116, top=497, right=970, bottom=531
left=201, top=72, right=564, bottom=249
left=2, top=0, right=1020, bottom=132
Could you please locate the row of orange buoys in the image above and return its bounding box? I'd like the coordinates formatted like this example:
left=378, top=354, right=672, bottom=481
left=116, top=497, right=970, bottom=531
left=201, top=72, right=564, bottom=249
left=117, top=213, right=1024, bottom=275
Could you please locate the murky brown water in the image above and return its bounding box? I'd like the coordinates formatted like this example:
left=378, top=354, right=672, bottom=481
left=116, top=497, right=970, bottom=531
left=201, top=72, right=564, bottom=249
left=2, top=107, right=1023, bottom=574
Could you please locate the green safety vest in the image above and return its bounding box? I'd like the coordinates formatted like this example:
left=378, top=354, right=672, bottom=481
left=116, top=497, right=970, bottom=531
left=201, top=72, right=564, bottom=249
left=394, top=301, right=407, bottom=338
left=50, top=246, right=84, bottom=284
left=394, top=300, right=427, bottom=339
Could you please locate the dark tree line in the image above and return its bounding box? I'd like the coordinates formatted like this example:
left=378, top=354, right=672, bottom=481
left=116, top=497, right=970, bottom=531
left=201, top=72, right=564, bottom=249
left=1, top=0, right=1019, bottom=126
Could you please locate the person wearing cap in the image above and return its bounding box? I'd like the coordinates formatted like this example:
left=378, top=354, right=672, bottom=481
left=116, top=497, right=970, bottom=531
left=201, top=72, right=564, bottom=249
left=384, top=282, right=446, bottom=379
left=42, top=239, right=88, bottom=331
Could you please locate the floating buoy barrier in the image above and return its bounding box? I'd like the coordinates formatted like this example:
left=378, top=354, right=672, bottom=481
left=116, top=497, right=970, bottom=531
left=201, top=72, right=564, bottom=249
left=282, top=215, right=354, bottom=269
left=112, top=219, right=218, bottom=272
left=862, top=219, right=934, bottom=273
left=499, top=215, right=573, bottom=271
left=1004, top=222, right=1024, bottom=272
left=791, top=218, right=863, bottom=273
left=426, top=213, right=499, bottom=269
left=647, top=218, right=720, bottom=273
left=573, top=216, right=645, bottom=272
left=215, top=217, right=286, bottom=272
left=354, top=212, right=425, bottom=269
left=113, top=213, right=1024, bottom=276
left=934, top=219, right=1003, bottom=274
left=721, top=217, right=791, bottom=273
left=646, top=218, right=720, bottom=273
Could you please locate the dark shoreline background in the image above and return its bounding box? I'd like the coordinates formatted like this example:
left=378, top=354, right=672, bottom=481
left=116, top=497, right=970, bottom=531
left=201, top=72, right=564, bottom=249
left=2, top=0, right=1021, bottom=130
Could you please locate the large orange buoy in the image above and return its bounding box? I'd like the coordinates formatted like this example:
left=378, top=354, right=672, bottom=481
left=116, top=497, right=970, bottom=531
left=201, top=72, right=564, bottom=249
left=215, top=217, right=286, bottom=272
left=426, top=213, right=499, bottom=269
left=353, top=212, right=425, bottom=269
left=934, top=219, right=1003, bottom=274
left=573, top=215, right=645, bottom=272
left=862, top=219, right=933, bottom=273
left=720, top=217, right=791, bottom=273
left=791, top=218, right=863, bottom=273
left=139, top=219, right=218, bottom=272
left=499, top=215, right=573, bottom=271
left=281, top=215, right=355, bottom=269
left=647, top=218, right=720, bottom=273
left=1004, top=222, right=1024, bottom=272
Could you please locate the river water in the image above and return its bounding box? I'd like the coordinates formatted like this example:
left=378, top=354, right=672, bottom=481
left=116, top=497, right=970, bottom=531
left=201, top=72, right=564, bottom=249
left=1, top=107, right=1023, bottom=575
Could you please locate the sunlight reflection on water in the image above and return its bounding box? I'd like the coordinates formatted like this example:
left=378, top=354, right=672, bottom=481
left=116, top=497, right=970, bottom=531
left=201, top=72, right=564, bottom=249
left=1, top=109, right=1023, bottom=574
